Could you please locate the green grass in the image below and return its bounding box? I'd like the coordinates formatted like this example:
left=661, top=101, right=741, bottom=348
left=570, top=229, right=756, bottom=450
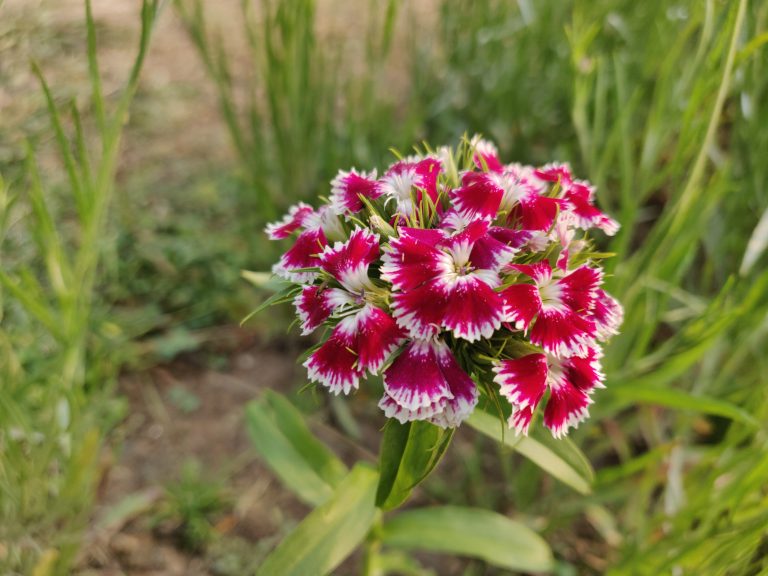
left=1, top=0, right=767, bottom=573
left=0, top=1, right=160, bottom=573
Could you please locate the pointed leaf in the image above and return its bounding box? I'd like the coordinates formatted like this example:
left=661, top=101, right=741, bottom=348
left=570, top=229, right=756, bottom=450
left=381, top=506, right=553, bottom=573
left=257, top=464, right=379, bottom=576
left=467, top=410, right=592, bottom=494
left=245, top=398, right=341, bottom=506
left=376, top=420, right=453, bottom=510
left=609, top=386, right=759, bottom=428
left=264, top=391, right=347, bottom=486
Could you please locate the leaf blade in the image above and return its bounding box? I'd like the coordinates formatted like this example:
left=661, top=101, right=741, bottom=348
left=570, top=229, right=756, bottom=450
left=381, top=506, right=553, bottom=573
left=257, top=464, right=379, bottom=576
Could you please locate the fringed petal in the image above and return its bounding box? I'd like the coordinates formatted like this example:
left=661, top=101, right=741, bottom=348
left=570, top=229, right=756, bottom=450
left=294, top=285, right=334, bottom=335
left=320, top=228, right=379, bottom=292
left=272, top=228, right=328, bottom=283
left=329, top=169, right=381, bottom=215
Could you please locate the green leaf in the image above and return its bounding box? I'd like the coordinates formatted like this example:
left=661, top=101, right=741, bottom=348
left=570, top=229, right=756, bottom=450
left=381, top=506, right=553, bottom=573
left=257, top=464, right=379, bottom=576
left=467, top=410, right=592, bottom=494
left=263, top=391, right=347, bottom=487
left=376, top=420, right=453, bottom=510
left=245, top=396, right=346, bottom=506
left=608, top=386, right=759, bottom=428
left=240, top=281, right=300, bottom=325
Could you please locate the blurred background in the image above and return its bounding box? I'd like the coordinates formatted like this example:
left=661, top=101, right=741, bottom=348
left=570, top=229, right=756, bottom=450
left=1, top=0, right=767, bottom=574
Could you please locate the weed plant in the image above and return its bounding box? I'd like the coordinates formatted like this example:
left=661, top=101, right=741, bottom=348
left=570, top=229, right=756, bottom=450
left=0, top=1, right=159, bottom=572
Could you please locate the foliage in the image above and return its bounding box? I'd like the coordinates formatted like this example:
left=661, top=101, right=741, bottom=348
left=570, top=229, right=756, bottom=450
left=156, top=459, right=230, bottom=552
left=0, top=1, right=159, bottom=573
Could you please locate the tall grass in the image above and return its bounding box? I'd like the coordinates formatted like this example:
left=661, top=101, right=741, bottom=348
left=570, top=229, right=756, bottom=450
left=0, top=1, right=159, bottom=572
left=173, top=0, right=416, bottom=265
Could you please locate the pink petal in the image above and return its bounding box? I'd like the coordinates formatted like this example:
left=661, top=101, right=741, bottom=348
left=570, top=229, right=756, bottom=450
left=501, top=283, right=542, bottom=330
left=510, top=261, right=553, bottom=285
left=272, top=228, right=328, bottom=283
left=265, top=202, right=315, bottom=240
left=493, top=354, right=548, bottom=412
left=564, top=348, right=606, bottom=392
left=564, top=184, right=620, bottom=236
left=443, top=275, right=505, bottom=342
left=382, top=339, right=454, bottom=411
left=413, top=157, right=443, bottom=205
left=557, top=265, right=602, bottom=313
left=354, top=305, right=406, bottom=373
left=320, top=228, right=379, bottom=291
left=450, top=172, right=504, bottom=222
left=508, top=406, right=535, bottom=435
left=543, top=375, right=592, bottom=438
left=378, top=393, right=446, bottom=423
left=590, top=289, right=624, bottom=341
left=294, top=285, right=334, bottom=335
left=511, top=193, right=562, bottom=231
left=533, top=163, right=574, bottom=187
left=430, top=346, right=478, bottom=428
left=380, top=157, right=443, bottom=217
left=329, top=169, right=381, bottom=215
left=381, top=229, right=450, bottom=292
left=471, top=137, right=504, bottom=172
left=304, top=326, right=363, bottom=395
left=530, top=308, right=596, bottom=357
left=390, top=279, right=450, bottom=339
left=469, top=228, right=524, bottom=272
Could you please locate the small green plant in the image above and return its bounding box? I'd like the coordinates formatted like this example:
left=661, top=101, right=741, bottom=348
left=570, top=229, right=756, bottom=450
left=0, top=1, right=160, bottom=572
left=156, top=459, right=230, bottom=552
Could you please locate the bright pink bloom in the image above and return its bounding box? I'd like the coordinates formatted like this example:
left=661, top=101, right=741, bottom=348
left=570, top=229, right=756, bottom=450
left=267, top=203, right=348, bottom=283
left=380, top=338, right=478, bottom=428
left=535, top=163, right=619, bottom=236
left=450, top=172, right=505, bottom=222
left=380, top=157, right=443, bottom=217
left=320, top=228, right=380, bottom=293
left=590, top=288, right=624, bottom=341
left=305, top=304, right=404, bottom=394
left=471, top=138, right=505, bottom=173
left=294, top=285, right=334, bottom=335
left=493, top=347, right=604, bottom=437
left=265, top=202, right=315, bottom=240
left=330, top=169, right=381, bottom=215
left=502, top=261, right=601, bottom=357
left=381, top=221, right=518, bottom=342
left=272, top=227, right=327, bottom=283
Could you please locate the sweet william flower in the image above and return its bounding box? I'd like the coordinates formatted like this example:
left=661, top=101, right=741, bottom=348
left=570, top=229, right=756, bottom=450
left=262, top=136, right=623, bottom=437
left=502, top=260, right=601, bottom=357
left=301, top=229, right=405, bottom=394
left=379, top=338, right=478, bottom=429
left=381, top=220, right=521, bottom=342
left=493, top=347, right=605, bottom=437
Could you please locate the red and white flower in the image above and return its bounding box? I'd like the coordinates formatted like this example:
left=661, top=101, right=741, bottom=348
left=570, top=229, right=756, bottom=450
left=305, top=304, right=404, bottom=394
left=329, top=169, right=381, bottom=215
left=535, top=163, right=619, bottom=236
left=502, top=261, right=601, bottom=357
left=380, top=157, right=443, bottom=217
left=381, top=221, right=520, bottom=342
left=302, top=229, right=405, bottom=392
left=264, top=137, right=623, bottom=437
left=493, top=347, right=605, bottom=437
left=380, top=338, right=478, bottom=428
left=267, top=203, right=346, bottom=283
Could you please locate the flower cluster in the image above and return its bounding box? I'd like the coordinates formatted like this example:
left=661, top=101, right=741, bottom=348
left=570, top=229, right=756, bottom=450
left=265, top=138, right=623, bottom=437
